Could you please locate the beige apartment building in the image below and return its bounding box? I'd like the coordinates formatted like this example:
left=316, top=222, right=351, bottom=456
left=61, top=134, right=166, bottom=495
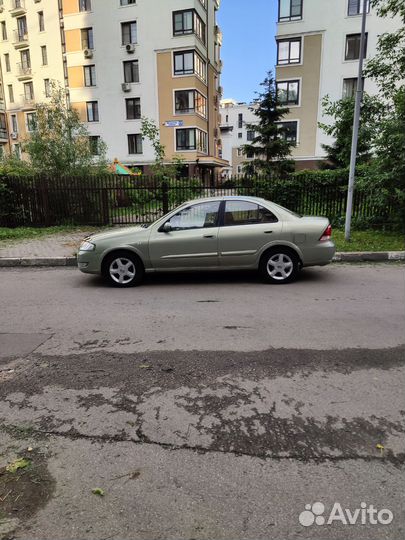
left=0, top=0, right=227, bottom=176
left=275, top=0, right=401, bottom=169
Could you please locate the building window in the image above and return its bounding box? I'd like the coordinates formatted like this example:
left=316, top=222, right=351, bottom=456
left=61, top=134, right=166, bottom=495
left=44, top=78, right=50, bottom=97
left=277, top=121, right=298, bottom=143
left=86, top=101, right=99, bottom=122
left=41, top=45, right=48, bottom=65
left=81, top=27, right=94, bottom=49
left=345, top=33, right=367, bottom=60
left=1, top=21, right=7, bottom=41
left=176, top=128, right=207, bottom=152
left=16, top=15, right=27, bottom=40
left=121, top=21, right=137, bottom=45
left=174, top=90, right=206, bottom=117
left=4, top=53, right=10, bottom=72
left=276, top=80, right=300, bottom=105
left=0, top=113, right=6, bottom=139
left=84, top=65, right=96, bottom=86
left=38, top=11, right=45, bottom=32
left=11, top=114, right=18, bottom=133
left=120, top=0, right=136, bottom=5
left=123, top=60, right=139, bottom=83
left=237, top=147, right=243, bottom=157
left=24, top=82, right=34, bottom=101
left=26, top=112, right=37, bottom=132
left=173, top=10, right=205, bottom=44
left=238, top=132, right=242, bottom=139
left=8, top=85, right=14, bottom=103
left=89, top=135, right=101, bottom=155
left=173, top=50, right=206, bottom=81
left=342, top=77, right=364, bottom=98
left=13, top=144, right=21, bottom=158
left=278, top=0, right=303, bottom=21
left=247, top=130, right=255, bottom=141
left=348, top=0, right=370, bottom=16
left=125, top=97, right=141, bottom=119
left=20, top=49, right=31, bottom=70
left=79, top=0, right=91, bottom=12
left=277, top=38, right=301, bottom=65
left=128, top=133, right=142, bottom=154
left=238, top=113, right=243, bottom=128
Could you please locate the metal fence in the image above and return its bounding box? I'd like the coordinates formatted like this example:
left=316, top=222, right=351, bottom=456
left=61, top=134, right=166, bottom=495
left=0, top=174, right=392, bottom=227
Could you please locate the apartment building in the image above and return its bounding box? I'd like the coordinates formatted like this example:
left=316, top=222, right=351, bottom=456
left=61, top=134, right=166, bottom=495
left=219, top=99, right=258, bottom=176
left=0, top=0, right=226, bottom=176
left=275, top=0, right=400, bottom=169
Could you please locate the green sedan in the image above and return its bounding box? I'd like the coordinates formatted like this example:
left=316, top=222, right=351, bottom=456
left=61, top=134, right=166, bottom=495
left=77, top=196, right=335, bottom=287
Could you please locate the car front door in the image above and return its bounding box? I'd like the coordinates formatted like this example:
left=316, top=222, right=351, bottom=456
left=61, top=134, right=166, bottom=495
left=148, top=200, right=221, bottom=269
left=218, top=200, right=283, bottom=267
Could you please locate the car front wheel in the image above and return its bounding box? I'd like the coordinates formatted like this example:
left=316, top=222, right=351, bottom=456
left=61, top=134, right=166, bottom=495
left=259, top=249, right=300, bottom=284
left=102, top=252, right=144, bottom=287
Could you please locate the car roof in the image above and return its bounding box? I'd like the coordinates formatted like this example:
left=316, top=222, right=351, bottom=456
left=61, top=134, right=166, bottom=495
left=185, top=195, right=269, bottom=204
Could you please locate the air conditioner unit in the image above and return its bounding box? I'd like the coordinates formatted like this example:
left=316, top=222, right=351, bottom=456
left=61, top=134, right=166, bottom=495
left=83, top=48, right=93, bottom=59
left=121, top=82, right=131, bottom=92
left=11, top=132, right=18, bottom=140
left=125, top=43, right=135, bottom=53
left=218, top=85, right=223, bottom=95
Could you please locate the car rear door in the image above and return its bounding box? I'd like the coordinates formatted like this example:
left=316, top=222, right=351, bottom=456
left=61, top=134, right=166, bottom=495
left=218, top=200, right=283, bottom=267
left=148, top=200, right=221, bottom=269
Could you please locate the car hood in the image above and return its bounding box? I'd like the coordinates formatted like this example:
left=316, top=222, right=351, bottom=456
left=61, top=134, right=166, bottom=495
left=86, top=226, right=149, bottom=243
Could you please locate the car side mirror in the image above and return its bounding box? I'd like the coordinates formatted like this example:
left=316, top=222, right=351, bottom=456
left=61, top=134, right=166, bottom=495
left=162, top=222, right=172, bottom=233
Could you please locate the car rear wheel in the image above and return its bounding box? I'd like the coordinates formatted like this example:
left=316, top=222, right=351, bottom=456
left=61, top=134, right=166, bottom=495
left=259, top=248, right=300, bottom=284
left=102, top=252, right=144, bottom=287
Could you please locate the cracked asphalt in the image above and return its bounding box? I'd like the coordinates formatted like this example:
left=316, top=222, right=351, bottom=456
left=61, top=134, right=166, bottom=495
left=0, top=264, right=404, bottom=539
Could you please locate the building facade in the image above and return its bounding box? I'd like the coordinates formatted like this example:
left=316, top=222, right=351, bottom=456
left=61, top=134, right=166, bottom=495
left=0, top=0, right=226, bottom=176
left=219, top=99, right=258, bottom=176
left=275, top=0, right=400, bottom=169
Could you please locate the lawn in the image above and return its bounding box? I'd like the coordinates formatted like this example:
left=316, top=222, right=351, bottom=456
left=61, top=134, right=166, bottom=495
left=333, top=229, right=404, bottom=252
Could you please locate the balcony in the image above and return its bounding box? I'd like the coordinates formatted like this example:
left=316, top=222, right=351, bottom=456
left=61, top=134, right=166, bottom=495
left=13, top=29, right=29, bottom=49
left=22, top=97, right=35, bottom=110
left=10, top=0, right=26, bottom=17
left=0, top=128, right=8, bottom=141
left=17, top=62, right=32, bottom=80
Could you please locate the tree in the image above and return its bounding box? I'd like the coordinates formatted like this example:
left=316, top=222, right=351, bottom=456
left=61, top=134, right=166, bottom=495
left=23, top=82, right=108, bottom=176
left=364, top=0, right=405, bottom=98
left=242, top=72, right=294, bottom=177
left=318, top=94, right=382, bottom=168
left=141, top=117, right=185, bottom=178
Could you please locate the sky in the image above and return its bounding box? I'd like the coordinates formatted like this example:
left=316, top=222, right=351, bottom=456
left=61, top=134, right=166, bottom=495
left=217, top=0, right=278, bottom=104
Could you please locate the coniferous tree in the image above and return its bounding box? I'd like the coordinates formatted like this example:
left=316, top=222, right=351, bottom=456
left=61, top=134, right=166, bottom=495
left=242, top=72, right=294, bottom=177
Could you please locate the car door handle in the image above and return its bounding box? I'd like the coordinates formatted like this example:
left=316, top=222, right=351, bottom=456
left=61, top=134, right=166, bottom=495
left=203, top=234, right=216, bottom=238
left=264, top=230, right=273, bottom=234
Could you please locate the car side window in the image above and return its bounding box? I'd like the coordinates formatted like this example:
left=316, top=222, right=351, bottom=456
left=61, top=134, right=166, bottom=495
left=166, top=201, right=220, bottom=231
left=223, top=201, right=278, bottom=226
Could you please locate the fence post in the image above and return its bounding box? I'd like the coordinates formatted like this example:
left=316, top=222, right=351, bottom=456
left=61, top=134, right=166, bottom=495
left=101, top=188, right=110, bottom=225
left=162, top=180, right=169, bottom=214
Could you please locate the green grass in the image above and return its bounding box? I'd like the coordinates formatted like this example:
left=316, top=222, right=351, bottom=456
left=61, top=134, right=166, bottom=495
left=0, top=226, right=103, bottom=246
left=333, top=229, right=404, bottom=252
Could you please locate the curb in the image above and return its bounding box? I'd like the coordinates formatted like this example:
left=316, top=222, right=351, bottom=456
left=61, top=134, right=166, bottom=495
left=332, top=251, right=405, bottom=262
left=0, top=257, right=77, bottom=267
left=0, top=252, right=404, bottom=267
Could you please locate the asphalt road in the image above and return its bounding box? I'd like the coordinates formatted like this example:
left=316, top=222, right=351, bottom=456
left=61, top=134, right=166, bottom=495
left=0, top=264, right=404, bottom=540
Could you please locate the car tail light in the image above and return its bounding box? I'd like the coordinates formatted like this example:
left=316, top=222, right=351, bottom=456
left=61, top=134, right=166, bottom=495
left=319, top=224, right=332, bottom=242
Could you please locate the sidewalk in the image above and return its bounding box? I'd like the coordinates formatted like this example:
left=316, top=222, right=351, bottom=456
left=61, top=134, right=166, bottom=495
left=0, top=231, right=404, bottom=266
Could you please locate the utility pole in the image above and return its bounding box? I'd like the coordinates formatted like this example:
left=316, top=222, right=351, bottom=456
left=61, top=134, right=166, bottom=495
left=345, top=0, right=368, bottom=241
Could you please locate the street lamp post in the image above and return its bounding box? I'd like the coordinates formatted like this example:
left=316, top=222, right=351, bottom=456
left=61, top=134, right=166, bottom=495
left=345, top=0, right=369, bottom=241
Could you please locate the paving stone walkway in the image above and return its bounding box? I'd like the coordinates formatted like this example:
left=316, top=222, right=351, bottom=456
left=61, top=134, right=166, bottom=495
left=0, top=231, right=92, bottom=258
